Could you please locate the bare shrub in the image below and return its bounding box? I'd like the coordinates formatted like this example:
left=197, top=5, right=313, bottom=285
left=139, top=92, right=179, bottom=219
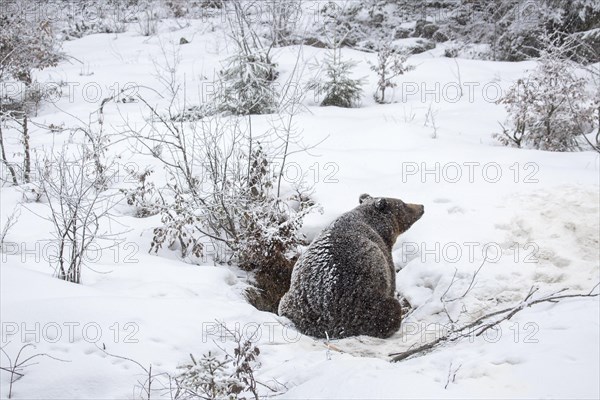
left=36, top=147, right=118, bottom=283
left=266, top=0, right=302, bottom=47
left=0, top=207, right=20, bottom=249
left=124, top=91, right=318, bottom=310
left=0, top=344, right=68, bottom=399
left=495, top=37, right=594, bottom=151
left=0, top=111, right=32, bottom=185
left=137, top=1, right=159, bottom=36
left=368, top=40, right=415, bottom=103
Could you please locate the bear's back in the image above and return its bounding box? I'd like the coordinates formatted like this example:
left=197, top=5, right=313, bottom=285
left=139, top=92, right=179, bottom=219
left=279, top=209, right=394, bottom=335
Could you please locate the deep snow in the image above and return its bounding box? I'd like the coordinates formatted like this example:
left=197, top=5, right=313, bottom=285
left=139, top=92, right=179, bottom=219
left=1, top=16, right=599, bottom=400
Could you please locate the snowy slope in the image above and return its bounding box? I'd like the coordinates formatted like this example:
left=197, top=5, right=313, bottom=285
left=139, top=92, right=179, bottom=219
left=1, top=17, right=599, bottom=400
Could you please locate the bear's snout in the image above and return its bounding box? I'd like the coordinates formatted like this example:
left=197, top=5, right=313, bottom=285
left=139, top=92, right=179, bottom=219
left=408, top=203, right=424, bottom=218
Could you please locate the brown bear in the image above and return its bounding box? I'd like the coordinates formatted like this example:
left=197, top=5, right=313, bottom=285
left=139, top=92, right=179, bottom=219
left=278, top=194, right=424, bottom=339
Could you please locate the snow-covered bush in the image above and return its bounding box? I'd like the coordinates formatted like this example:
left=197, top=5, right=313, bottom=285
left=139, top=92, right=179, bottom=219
left=0, top=1, right=62, bottom=86
left=592, top=86, right=600, bottom=147
left=449, top=0, right=600, bottom=62
left=137, top=0, right=160, bottom=36
left=59, top=1, right=137, bottom=39
left=150, top=189, right=205, bottom=260
left=495, top=54, right=593, bottom=151
left=235, top=143, right=317, bottom=311
left=195, top=131, right=316, bottom=312
left=120, top=167, right=161, bottom=218
left=176, top=352, right=239, bottom=399
left=170, top=105, right=213, bottom=122
left=164, top=0, right=188, bottom=19
left=368, top=40, right=414, bottom=103
left=126, top=101, right=318, bottom=309
left=316, top=1, right=363, bottom=48
left=266, top=0, right=302, bottom=47
left=236, top=144, right=311, bottom=268
left=175, top=332, right=261, bottom=399
left=0, top=0, right=62, bottom=118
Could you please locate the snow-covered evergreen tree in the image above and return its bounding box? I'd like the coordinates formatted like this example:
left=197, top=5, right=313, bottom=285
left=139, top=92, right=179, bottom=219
left=310, top=47, right=364, bottom=108
left=216, top=0, right=279, bottom=115
left=217, top=50, right=278, bottom=115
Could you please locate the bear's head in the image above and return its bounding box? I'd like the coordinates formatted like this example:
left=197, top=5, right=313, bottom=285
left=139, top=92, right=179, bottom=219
left=359, top=193, right=424, bottom=239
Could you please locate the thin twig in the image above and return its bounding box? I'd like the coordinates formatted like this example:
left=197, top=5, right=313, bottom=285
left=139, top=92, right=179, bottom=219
left=390, top=287, right=599, bottom=362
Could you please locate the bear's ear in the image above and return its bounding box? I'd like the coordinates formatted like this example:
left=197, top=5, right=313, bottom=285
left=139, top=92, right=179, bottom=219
left=359, top=193, right=372, bottom=204
left=375, top=198, right=387, bottom=211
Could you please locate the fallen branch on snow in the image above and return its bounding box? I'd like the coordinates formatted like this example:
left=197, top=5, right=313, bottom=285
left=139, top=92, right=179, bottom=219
left=389, top=284, right=600, bottom=362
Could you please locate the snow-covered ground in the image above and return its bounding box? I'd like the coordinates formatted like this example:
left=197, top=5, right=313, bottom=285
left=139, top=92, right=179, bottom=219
left=1, top=17, right=599, bottom=399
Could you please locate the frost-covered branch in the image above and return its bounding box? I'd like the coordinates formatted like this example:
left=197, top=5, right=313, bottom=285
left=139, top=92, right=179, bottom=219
left=0, top=344, right=69, bottom=399
left=390, top=286, right=600, bottom=362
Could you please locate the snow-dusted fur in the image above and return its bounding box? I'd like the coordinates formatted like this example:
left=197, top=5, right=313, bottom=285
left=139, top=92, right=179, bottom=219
left=279, top=194, right=424, bottom=339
